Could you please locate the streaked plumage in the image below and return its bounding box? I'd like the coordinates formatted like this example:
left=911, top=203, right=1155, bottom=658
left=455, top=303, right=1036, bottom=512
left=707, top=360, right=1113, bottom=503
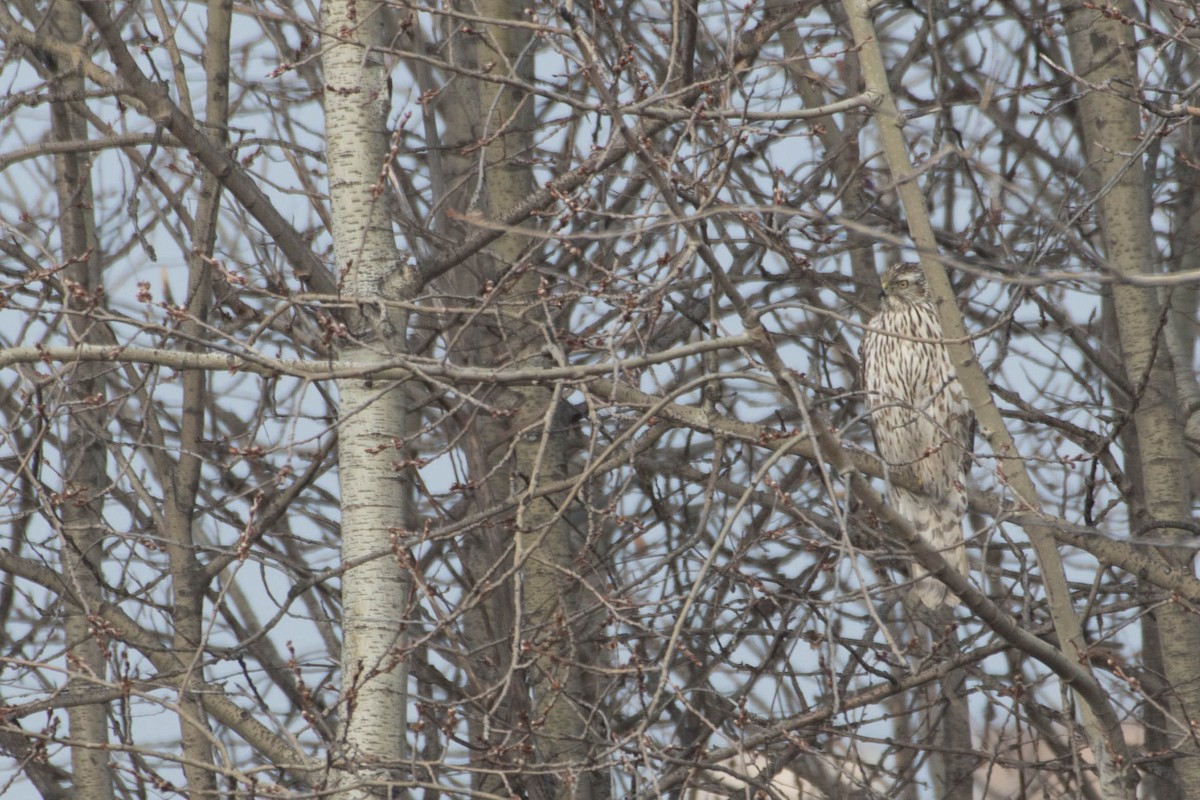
left=860, top=263, right=973, bottom=608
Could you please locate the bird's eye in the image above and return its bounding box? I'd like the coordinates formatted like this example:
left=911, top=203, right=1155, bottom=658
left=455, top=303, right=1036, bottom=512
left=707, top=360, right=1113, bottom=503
left=895, top=279, right=909, bottom=289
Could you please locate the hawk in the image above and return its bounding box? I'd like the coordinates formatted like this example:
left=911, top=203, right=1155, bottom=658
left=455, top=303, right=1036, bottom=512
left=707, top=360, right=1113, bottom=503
left=859, top=262, right=973, bottom=608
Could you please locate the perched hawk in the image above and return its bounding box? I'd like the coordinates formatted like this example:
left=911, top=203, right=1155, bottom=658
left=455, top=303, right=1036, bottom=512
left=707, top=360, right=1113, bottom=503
left=860, top=263, right=973, bottom=608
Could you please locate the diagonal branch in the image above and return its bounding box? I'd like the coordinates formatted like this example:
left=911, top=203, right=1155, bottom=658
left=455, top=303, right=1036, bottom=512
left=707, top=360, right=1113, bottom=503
left=31, top=1, right=340, bottom=296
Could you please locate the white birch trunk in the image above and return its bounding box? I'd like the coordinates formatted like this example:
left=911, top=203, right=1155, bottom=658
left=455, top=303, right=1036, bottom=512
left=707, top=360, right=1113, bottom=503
left=323, top=0, right=413, bottom=792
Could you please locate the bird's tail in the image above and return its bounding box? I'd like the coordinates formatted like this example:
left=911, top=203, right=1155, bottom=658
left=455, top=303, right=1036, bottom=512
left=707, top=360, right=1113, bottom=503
left=895, top=489, right=969, bottom=608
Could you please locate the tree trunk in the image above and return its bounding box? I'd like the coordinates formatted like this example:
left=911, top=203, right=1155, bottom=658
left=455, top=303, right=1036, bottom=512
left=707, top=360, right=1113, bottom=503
left=929, top=618, right=974, bottom=800
left=49, top=1, right=115, bottom=795
left=157, top=0, right=235, bottom=792
left=323, top=0, right=414, bottom=792
left=1064, top=5, right=1200, bottom=797
left=434, top=2, right=611, bottom=797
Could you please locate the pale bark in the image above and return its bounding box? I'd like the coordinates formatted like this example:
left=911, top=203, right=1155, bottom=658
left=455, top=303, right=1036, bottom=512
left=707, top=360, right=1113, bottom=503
left=1063, top=5, right=1200, bottom=797
left=323, top=0, right=414, bottom=792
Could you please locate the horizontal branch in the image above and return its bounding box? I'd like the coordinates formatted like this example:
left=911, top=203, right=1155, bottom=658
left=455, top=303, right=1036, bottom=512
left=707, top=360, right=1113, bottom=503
left=632, top=90, right=879, bottom=122
left=0, top=336, right=755, bottom=383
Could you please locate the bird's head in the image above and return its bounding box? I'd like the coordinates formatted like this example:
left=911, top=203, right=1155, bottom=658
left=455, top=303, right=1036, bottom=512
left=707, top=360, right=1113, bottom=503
left=879, top=263, right=929, bottom=309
